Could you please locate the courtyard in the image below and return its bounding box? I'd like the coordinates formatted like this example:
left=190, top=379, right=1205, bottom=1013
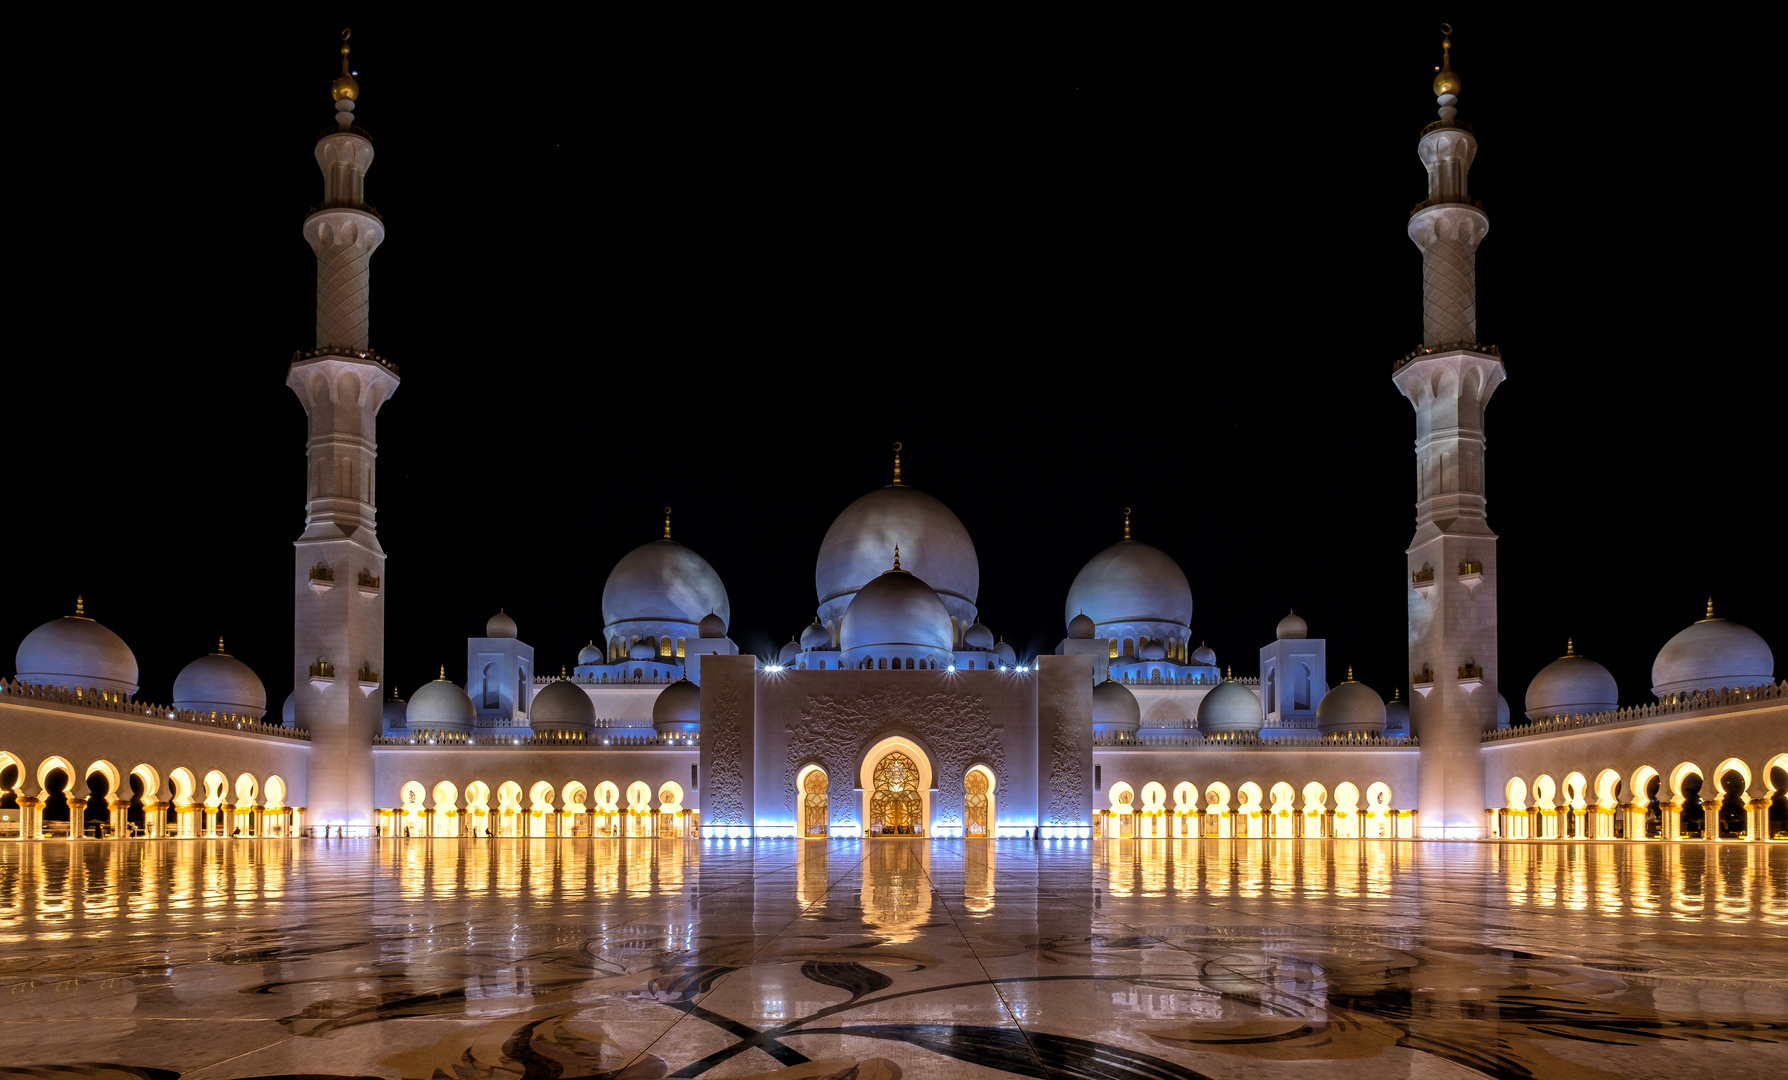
left=0, top=838, right=1783, bottom=1079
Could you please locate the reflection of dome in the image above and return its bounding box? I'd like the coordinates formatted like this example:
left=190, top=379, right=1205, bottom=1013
left=282, top=690, right=297, bottom=728
left=1067, top=612, right=1095, bottom=639
left=382, top=689, right=407, bottom=731
left=628, top=639, right=659, bottom=660
left=407, top=673, right=475, bottom=733
left=1064, top=539, right=1192, bottom=630
left=14, top=601, right=140, bottom=695
left=1198, top=677, right=1262, bottom=734
left=801, top=619, right=830, bottom=650
left=577, top=640, right=603, bottom=665
left=1383, top=690, right=1409, bottom=736
left=1276, top=610, right=1308, bottom=640
left=602, top=538, right=731, bottom=632
left=172, top=641, right=267, bottom=717
left=485, top=609, right=517, bottom=638
left=1315, top=670, right=1386, bottom=735
left=1139, top=641, right=1166, bottom=661
left=839, top=555, right=955, bottom=661
left=778, top=638, right=800, bottom=665
left=964, top=619, right=995, bottom=649
left=652, top=678, right=702, bottom=735
left=698, top=611, right=726, bottom=638
left=817, top=481, right=979, bottom=623
left=530, top=679, right=595, bottom=734
left=1092, top=679, right=1141, bottom=736
left=1526, top=641, right=1619, bottom=720
left=1651, top=601, right=1774, bottom=698
left=1192, top=641, right=1217, bottom=666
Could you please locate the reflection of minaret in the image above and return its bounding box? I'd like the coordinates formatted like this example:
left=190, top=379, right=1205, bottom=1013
left=287, top=31, right=400, bottom=833
left=1392, top=26, right=1505, bottom=838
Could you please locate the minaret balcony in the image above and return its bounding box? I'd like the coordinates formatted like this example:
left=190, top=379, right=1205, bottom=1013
left=356, top=571, right=381, bottom=598
left=308, top=660, right=336, bottom=690
left=307, top=564, right=335, bottom=596
left=1457, top=560, right=1483, bottom=591
left=1457, top=662, right=1484, bottom=693
left=1411, top=565, right=1436, bottom=599
left=1412, top=668, right=1435, bottom=698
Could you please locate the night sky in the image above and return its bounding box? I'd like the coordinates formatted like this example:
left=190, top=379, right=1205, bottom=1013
left=9, top=14, right=1776, bottom=721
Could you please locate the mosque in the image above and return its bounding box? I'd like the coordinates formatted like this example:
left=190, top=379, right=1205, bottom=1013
left=2, top=33, right=1782, bottom=845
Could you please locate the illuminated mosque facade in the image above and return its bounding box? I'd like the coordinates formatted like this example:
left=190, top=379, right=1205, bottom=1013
left=2, top=35, right=1783, bottom=844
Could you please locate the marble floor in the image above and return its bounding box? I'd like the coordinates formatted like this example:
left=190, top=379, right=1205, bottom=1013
left=0, top=839, right=1784, bottom=1080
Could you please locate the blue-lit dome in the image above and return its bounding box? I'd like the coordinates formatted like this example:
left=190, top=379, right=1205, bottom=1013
left=964, top=619, right=995, bottom=649
left=1064, top=539, right=1192, bottom=631
left=800, top=619, right=831, bottom=650
left=1192, top=641, right=1217, bottom=666
left=577, top=640, right=603, bottom=665
left=171, top=641, right=266, bottom=718
left=1092, top=678, right=1141, bottom=737
left=382, top=689, right=407, bottom=731
left=653, top=678, right=702, bottom=736
left=839, top=556, right=955, bottom=666
left=778, top=638, right=800, bottom=665
left=1198, top=677, right=1262, bottom=734
left=1383, top=691, right=1409, bottom=736
left=602, top=538, right=731, bottom=637
left=817, top=482, right=979, bottom=628
left=14, top=601, right=139, bottom=696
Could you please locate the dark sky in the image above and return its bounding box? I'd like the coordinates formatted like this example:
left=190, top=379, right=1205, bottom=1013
left=8, top=13, right=1776, bottom=719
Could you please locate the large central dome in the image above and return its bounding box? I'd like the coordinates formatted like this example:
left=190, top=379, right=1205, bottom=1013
left=816, top=475, right=978, bottom=626
left=1065, top=539, right=1193, bottom=630
left=602, top=539, right=730, bottom=633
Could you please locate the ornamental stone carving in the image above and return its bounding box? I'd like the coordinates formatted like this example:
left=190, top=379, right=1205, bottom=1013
left=703, top=676, right=746, bottom=825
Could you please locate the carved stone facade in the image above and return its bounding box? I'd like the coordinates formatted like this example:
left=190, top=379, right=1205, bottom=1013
left=703, top=675, right=746, bottom=825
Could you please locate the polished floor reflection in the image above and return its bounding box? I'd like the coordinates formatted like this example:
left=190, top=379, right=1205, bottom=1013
left=1, top=838, right=1785, bottom=1079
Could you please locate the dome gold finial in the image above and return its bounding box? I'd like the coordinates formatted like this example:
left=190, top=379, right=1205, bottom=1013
left=1432, top=23, right=1461, bottom=99
left=1565, top=637, right=1574, bottom=656
left=438, top=665, right=446, bottom=680
left=890, top=545, right=904, bottom=572
left=1346, top=666, right=1355, bottom=681
left=74, top=595, right=85, bottom=617
left=1700, top=596, right=1721, bottom=622
left=1123, top=507, right=1132, bottom=541
left=331, top=28, right=361, bottom=103
left=663, top=507, right=672, bottom=540
left=217, top=636, right=227, bottom=654
left=891, top=442, right=904, bottom=486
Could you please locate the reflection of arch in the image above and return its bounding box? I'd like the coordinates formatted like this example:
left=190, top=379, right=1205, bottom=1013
left=1505, top=776, right=1527, bottom=809
left=799, top=766, right=829, bottom=837
left=1668, top=761, right=1703, bottom=801
left=1712, top=757, right=1753, bottom=798
left=964, top=765, right=995, bottom=837
left=1593, top=768, right=1622, bottom=808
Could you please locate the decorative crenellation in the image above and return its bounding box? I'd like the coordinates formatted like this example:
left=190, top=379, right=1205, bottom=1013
left=532, top=672, right=679, bottom=686
left=1482, top=679, right=1788, bottom=743
left=288, top=346, right=399, bottom=376
left=1094, top=731, right=1419, bottom=748
left=1391, top=342, right=1500, bottom=373
left=0, top=678, right=310, bottom=740
left=373, top=730, right=691, bottom=746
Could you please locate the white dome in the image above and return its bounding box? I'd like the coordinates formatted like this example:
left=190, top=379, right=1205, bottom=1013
left=1064, top=539, right=1192, bottom=630
left=15, top=603, right=139, bottom=696
left=407, top=675, right=475, bottom=733
left=1383, top=692, right=1409, bottom=736
left=1276, top=610, right=1308, bottom=640
left=1191, top=641, right=1217, bottom=666
left=602, top=538, right=731, bottom=634
left=281, top=690, right=297, bottom=728
left=1198, top=678, right=1262, bottom=734
left=817, top=483, right=979, bottom=624
left=1139, top=641, right=1166, bottom=661
left=800, top=620, right=831, bottom=650
left=1525, top=643, right=1618, bottom=720
left=1091, top=678, right=1141, bottom=735
left=1496, top=692, right=1511, bottom=730
left=1067, top=612, right=1096, bottom=639
left=1651, top=602, right=1774, bottom=698
left=994, top=640, right=1017, bottom=666
left=698, top=610, right=727, bottom=639
left=964, top=619, right=995, bottom=649
left=840, top=560, right=955, bottom=662
left=1315, top=671, right=1386, bottom=735
left=531, top=679, right=595, bottom=733
left=577, top=640, right=603, bottom=665
left=485, top=610, right=517, bottom=638
left=652, top=678, right=702, bottom=735
left=171, top=642, right=266, bottom=718
left=778, top=638, right=800, bottom=665
left=628, top=639, right=659, bottom=660
left=382, top=690, right=407, bottom=731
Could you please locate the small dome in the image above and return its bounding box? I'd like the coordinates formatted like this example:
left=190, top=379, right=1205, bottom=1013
left=652, top=677, right=702, bottom=735
left=994, top=639, right=1017, bottom=666
left=172, top=641, right=267, bottom=718
left=1496, top=692, right=1511, bottom=730
left=1276, top=610, right=1308, bottom=640
left=1651, top=601, right=1774, bottom=698
left=1064, top=537, right=1193, bottom=631
left=577, top=640, right=603, bottom=665
left=1191, top=641, right=1217, bottom=666
left=1383, top=690, right=1409, bottom=736
left=1314, top=670, right=1386, bottom=735
left=801, top=619, right=831, bottom=650
left=1091, top=678, right=1141, bottom=736
left=14, top=600, right=139, bottom=696
left=964, top=619, right=995, bottom=649
left=699, top=610, right=727, bottom=639
left=778, top=638, right=800, bottom=665
left=382, top=689, right=407, bottom=731
left=485, top=609, right=518, bottom=638
left=839, top=555, right=955, bottom=661
left=628, top=639, right=659, bottom=660
left=407, top=673, right=476, bottom=733
left=1198, top=676, right=1262, bottom=734
left=281, top=690, right=296, bottom=729
left=1525, top=641, right=1619, bottom=721
left=1067, top=612, right=1096, bottom=639
left=530, top=679, right=595, bottom=734
left=1139, top=640, right=1166, bottom=661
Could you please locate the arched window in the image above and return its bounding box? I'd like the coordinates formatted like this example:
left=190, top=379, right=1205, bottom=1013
left=905, top=658, right=914, bottom=670
left=1123, top=638, right=1135, bottom=658
left=659, top=637, right=672, bottom=658
left=1295, top=663, right=1312, bottom=710
left=481, top=662, right=498, bottom=709
left=1265, top=667, right=1276, bottom=713
left=516, top=666, right=527, bottom=711
left=1108, top=639, right=1119, bottom=659
left=676, top=638, right=685, bottom=658
left=878, top=657, right=887, bottom=670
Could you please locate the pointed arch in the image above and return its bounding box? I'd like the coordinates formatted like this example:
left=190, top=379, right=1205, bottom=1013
left=36, top=755, right=75, bottom=794
left=1668, top=761, right=1703, bottom=801
left=1712, top=757, right=1753, bottom=798
left=1593, top=768, right=1622, bottom=809
left=1505, top=776, right=1528, bottom=810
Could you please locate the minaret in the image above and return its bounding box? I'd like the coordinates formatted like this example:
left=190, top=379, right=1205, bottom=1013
left=1392, top=26, right=1506, bottom=839
left=286, top=30, right=400, bottom=834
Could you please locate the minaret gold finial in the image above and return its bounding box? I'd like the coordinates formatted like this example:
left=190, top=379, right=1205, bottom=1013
left=1123, top=507, right=1132, bottom=541
left=1433, top=23, right=1461, bottom=98
left=331, top=29, right=360, bottom=103
left=663, top=507, right=672, bottom=540
left=891, top=442, right=904, bottom=486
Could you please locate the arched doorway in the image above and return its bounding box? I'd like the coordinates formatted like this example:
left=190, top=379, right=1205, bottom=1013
left=871, top=753, right=923, bottom=835
left=964, top=766, right=996, bottom=837
left=799, top=767, right=828, bottom=838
